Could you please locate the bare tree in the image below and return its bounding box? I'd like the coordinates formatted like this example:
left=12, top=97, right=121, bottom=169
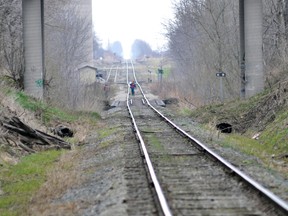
left=93, top=32, right=102, bottom=59
left=131, top=39, right=153, bottom=59
left=45, top=0, right=96, bottom=110
left=165, top=0, right=239, bottom=105
left=0, top=0, right=24, bottom=89
left=263, top=0, right=288, bottom=72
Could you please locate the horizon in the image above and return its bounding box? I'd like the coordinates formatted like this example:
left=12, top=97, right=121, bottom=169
left=92, top=0, right=174, bottom=58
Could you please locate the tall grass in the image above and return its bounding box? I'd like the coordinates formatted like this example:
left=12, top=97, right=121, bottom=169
left=15, top=91, right=101, bottom=125
left=0, top=89, right=102, bottom=215
left=259, top=109, right=288, bottom=156
left=15, top=92, right=78, bottom=123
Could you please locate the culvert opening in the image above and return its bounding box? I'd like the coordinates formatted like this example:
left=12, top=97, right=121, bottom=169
left=216, top=123, right=232, bottom=133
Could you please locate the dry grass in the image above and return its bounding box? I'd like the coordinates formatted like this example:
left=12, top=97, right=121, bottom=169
left=149, top=80, right=201, bottom=110
left=28, top=149, right=84, bottom=215
left=28, top=121, right=112, bottom=215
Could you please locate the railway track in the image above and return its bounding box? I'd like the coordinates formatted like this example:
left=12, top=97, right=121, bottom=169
left=122, top=60, right=288, bottom=216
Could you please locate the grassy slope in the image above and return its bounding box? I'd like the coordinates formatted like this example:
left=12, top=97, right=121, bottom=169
left=0, top=88, right=100, bottom=215
left=188, top=84, right=288, bottom=176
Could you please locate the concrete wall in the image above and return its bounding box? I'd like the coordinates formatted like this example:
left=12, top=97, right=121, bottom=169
left=22, top=0, right=44, bottom=98
left=244, top=0, right=264, bottom=98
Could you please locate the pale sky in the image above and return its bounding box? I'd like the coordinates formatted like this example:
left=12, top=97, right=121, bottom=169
left=92, top=0, right=174, bottom=58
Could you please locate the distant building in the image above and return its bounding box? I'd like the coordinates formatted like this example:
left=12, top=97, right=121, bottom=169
left=78, top=65, right=97, bottom=84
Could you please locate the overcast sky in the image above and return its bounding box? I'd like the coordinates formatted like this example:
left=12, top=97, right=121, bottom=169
left=92, top=0, right=174, bottom=58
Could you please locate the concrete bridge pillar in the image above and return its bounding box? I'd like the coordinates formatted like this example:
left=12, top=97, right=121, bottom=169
left=22, top=0, right=44, bottom=99
left=240, top=0, right=264, bottom=98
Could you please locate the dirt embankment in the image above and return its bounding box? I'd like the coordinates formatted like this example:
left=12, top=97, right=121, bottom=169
left=0, top=95, right=44, bottom=163
left=192, top=80, right=288, bottom=134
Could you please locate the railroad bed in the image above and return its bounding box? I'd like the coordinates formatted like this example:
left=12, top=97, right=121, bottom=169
left=129, top=95, right=284, bottom=215
left=124, top=61, right=288, bottom=215
left=29, top=62, right=288, bottom=215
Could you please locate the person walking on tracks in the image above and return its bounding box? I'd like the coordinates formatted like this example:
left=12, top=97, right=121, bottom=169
left=130, top=80, right=136, bottom=96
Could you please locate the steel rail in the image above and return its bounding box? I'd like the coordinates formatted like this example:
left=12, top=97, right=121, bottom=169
left=106, top=65, right=114, bottom=82
left=114, top=66, right=119, bottom=83
left=130, top=60, right=288, bottom=214
left=126, top=61, right=173, bottom=216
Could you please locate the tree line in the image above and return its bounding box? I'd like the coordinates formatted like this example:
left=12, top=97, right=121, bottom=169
left=0, top=0, right=23, bottom=89
left=164, top=0, right=288, bottom=105
left=2, top=0, right=288, bottom=107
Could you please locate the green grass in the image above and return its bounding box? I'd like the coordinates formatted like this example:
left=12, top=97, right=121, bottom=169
left=147, top=134, right=165, bottom=152
left=213, top=130, right=287, bottom=178
left=98, top=140, right=114, bottom=149
left=208, top=90, right=288, bottom=159
left=15, top=91, right=100, bottom=125
left=0, top=150, right=63, bottom=215
left=189, top=90, right=267, bottom=124
left=97, top=127, right=117, bottom=139
left=259, top=109, right=288, bottom=155
left=96, top=127, right=124, bottom=149
left=15, top=91, right=43, bottom=111
left=15, top=92, right=78, bottom=123
left=179, top=107, right=194, bottom=116
left=221, top=134, right=262, bottom=157
left=163, top=66, right=172, bottom=79
left=186, top=86, right=288, bottom=176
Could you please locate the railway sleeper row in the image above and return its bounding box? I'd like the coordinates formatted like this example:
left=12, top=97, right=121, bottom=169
left=125, top=61, right=288, bottom=215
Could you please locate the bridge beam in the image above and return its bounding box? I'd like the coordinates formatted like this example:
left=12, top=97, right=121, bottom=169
left=240, top=0, right=264, bottom=98
left=22, top=0, right=44, bottom=99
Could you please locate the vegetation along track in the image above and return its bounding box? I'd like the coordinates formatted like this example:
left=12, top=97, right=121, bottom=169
left=125, top=60, right=288, bottom=216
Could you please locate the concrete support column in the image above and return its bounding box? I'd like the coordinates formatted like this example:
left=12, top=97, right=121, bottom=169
left=244, top=0, right=264, bottom=98
left=22, top=0, right=44, bottom=99
left=80, top=0, right=93, bottom=63
left=239, top=0, right=245, bottom=98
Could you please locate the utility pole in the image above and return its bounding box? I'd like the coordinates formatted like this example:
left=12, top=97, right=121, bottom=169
left=216, top=72, right=226, bottom=102
left=158, top=67, right=163, bottom=83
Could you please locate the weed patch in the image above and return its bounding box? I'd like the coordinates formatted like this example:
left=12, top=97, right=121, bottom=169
left=98, top=127, right=117, bottom=139
left=146, top=134, right=164, bottom=151
left=99, top=140, right=114, bottom=149
left=259, top=110, right=288, bottom=153
left=15, top=91, right=100, bottom=125
left=215, top=132, right=288, bottom=177
left=179, top=107, right=194, bottom=116
left=0, top=150, right=63, bottom=215
left=221, top=134, right=262, bottom=157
